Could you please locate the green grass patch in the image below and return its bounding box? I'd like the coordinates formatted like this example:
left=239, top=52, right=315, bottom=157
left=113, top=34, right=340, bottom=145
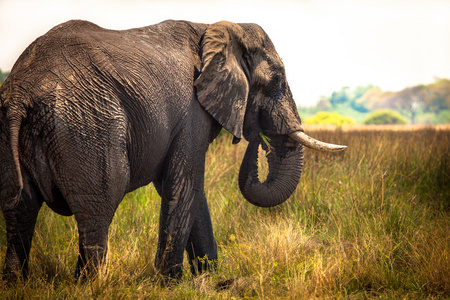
left=1, top=126, right=449, bottom=298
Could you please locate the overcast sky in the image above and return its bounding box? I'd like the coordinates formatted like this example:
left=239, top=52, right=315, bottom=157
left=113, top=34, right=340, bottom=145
left=1, top=0, right=449, bottom=106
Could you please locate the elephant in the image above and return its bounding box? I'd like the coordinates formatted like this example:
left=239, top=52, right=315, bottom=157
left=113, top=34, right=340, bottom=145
left=0, top=19, right=346, bottom=280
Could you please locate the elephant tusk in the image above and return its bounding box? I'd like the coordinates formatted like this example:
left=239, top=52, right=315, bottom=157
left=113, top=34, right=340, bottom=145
left=289, top=131, right=347, bottom=152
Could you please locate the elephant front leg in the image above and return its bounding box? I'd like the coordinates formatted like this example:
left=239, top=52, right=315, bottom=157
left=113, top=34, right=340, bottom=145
left=155, top=176, right=198, bottom=279
left=154, top=121, right=218, bottom=279
left=186, top=190, right=218, bottom=275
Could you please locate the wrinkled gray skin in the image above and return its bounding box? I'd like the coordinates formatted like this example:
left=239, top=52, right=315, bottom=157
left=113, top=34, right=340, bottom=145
left=0, top=20, right=306, bottom=279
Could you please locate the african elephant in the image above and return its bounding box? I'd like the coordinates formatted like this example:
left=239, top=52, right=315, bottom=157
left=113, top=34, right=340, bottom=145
left=0, top=19, right=346, bottom=279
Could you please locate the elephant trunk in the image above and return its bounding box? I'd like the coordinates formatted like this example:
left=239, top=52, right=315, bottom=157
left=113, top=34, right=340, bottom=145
left=238, top=138, right=304, bottom=207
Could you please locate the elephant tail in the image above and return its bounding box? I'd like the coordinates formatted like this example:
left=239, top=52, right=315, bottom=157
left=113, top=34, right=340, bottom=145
left=3, top=102, right=26, bottom=208
left=9, top=114, right=24, bottom=203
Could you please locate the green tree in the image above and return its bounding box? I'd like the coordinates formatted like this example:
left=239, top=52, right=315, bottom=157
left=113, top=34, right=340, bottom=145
left=0, top=69, right=10, bottom=85
left=353, top=84, right=377, bottom=100
left=384, top=85, right=426, bottom=124
left=422, top=78, right=450, bottom=113
left=363, top=109, right=407, bottom=125
left=433, top=110, right=450, bottom=124
left=350, top=84, right=377, bottom=112
left=329, top=87, right=350, bottom=106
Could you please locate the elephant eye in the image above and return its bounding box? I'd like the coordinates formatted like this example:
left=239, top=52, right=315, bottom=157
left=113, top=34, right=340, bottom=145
left=268, top=76, right=286, bottom=100
left=241, top=53, right=252, bottom=80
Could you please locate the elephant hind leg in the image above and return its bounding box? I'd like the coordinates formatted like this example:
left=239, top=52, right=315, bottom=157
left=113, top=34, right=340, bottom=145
left=2, top=177, right=43, bottom=280
left=75, top=225, right=109, bottom=278
left=69, top=194, right=118, bottom=279
left=46, top=117, right=129, bottom=278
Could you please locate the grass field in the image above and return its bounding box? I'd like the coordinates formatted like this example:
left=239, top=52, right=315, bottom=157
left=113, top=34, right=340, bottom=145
left=1, top=125, right=449, bottom=299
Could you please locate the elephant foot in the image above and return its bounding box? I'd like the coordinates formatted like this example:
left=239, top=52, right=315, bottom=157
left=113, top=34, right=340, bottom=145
left=75, top=245, right=107, bottom=279
left=189, top=256, right=217, bottom=275
left=2, top=268, right=25, bottom=283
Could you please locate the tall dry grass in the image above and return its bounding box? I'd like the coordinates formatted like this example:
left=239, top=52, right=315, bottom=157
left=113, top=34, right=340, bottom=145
left=0, top=125, right=449, bottom=299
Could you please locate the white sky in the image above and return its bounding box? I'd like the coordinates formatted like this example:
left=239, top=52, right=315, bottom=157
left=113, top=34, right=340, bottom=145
left=1, top=0, right=449, bottom=106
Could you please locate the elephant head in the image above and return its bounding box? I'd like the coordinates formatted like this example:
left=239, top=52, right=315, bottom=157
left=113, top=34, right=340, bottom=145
left=195, top=21, right=346, bottom=207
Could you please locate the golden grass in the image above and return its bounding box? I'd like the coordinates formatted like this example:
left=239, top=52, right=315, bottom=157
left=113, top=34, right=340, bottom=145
left=1, top=125, right=449, bottom=299
left=304, top=124, right=450, bottom=132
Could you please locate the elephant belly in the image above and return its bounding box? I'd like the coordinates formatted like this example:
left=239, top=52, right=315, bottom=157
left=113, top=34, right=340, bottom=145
left=37, top=174, right=73, bottom=216
left=125, top=138, right=170, bottom=193
left=45, top=192, right=73, bottom=216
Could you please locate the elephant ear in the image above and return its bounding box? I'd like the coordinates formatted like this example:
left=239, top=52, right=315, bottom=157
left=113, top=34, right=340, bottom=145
left=195, top=21, right=249, bottom=139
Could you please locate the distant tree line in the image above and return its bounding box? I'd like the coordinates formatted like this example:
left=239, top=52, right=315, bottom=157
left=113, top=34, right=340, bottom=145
left=299, top=78, right=450, bottom=125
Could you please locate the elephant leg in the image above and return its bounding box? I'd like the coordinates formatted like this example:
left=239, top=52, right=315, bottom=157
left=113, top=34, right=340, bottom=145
left=154, top=147, right=205, bottom=278
left=71, top=195, right=116, bottom=278
left=186, top=190, right=217, bottom=275
left=155, top=169, right=217, bottom=278
left=155, top=179, right=198, bottom=278
left=48, top=119, right=128, bottom=278
left=2, top=179, right=42, bottom=280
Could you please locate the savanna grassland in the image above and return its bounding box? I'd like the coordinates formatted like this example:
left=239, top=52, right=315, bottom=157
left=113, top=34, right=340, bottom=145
left=1, top=125, right=449, bottom=299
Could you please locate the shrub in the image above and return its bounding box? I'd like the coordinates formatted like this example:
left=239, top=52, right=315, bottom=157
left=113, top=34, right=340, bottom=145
left=363, top=109, right=407, bottom=125
left=434, top=110, right=450, bottom=124
left=305, top=111, right=356, bottom=126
